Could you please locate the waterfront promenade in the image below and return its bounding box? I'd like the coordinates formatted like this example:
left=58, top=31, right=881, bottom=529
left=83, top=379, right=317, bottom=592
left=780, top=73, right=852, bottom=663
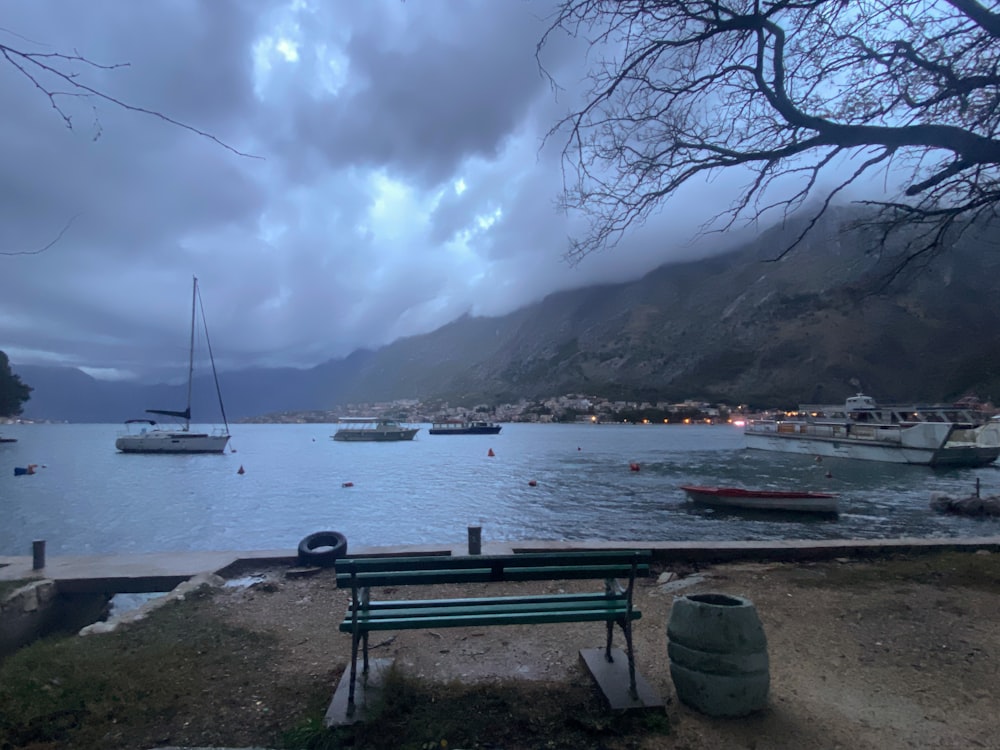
left=4, top=535, right=1000, bottom=593
left=3, top=536, right=1000, bottom=748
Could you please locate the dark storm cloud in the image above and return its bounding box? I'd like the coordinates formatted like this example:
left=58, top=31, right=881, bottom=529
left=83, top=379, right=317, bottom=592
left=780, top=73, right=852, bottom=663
left=293, top=3, right=550, bottom=185
left=0, top=0, right=716, bottom=383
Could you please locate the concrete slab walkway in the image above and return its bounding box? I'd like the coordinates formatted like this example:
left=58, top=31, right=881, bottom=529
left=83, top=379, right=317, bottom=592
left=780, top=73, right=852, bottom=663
left=2, top=536, right=999, bottom=595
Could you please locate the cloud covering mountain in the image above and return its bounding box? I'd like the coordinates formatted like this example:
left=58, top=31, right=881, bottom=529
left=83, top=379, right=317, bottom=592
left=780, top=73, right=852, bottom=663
left=2, top=1, right=747, bottom=385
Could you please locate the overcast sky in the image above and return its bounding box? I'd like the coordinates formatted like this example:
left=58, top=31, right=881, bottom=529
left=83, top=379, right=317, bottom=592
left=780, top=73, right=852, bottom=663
left=1, top=0, right=741, bottom=383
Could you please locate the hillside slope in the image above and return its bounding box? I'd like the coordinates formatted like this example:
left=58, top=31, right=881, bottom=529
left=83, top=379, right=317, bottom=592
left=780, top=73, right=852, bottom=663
left=15, top=207, right=1000, bottom=421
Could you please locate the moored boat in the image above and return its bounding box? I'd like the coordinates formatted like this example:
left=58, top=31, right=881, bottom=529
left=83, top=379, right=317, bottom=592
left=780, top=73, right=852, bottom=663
left=115, top=277, right=231, bottom=455
left=116, top=418, right=230, bottom=454
left=680, top=485, right=839, bottom=513
left=332, top=418, right=419, bottom=442
left=744, top=394, right=1000, bottom=467
left=428, top=419, right=502, bottom=435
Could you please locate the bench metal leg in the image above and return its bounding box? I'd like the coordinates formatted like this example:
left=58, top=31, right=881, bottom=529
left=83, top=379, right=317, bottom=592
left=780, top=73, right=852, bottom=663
left=605, top=620, right=614, bottom=662
left=621, top=617, right=637, bottom=699
left=362, top=632, right=370, bottom=673
left=347, top=633, right=360, bottom=716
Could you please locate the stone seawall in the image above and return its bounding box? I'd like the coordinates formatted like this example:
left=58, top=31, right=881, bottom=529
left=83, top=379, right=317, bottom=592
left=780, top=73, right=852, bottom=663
left=1, top=580, right=111, bottom=658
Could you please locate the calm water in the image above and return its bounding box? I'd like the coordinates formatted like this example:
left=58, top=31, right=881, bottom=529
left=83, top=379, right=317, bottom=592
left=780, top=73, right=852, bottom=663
left=2, top=422, right=998, bottom=558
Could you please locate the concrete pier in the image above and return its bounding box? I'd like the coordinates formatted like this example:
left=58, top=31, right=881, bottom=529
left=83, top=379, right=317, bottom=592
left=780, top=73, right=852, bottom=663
left=3, top=536, right=1000, bottom=595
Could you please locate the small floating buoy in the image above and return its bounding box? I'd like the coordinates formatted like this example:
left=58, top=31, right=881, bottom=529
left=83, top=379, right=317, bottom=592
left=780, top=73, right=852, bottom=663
left=577, top=447, right=582, bottom=451
left=825, top=471, right=833, bottom=479
left=237, top=465, right=245, bottom=475
left=342, top=481, right=354, bottom=488
left=528, top=479, right=537, bottom=487
left=487, top=448, right=495, bottom=457
left=629, top=462, right=640, bottom=472
left=815, top=455, right=823, bottom=463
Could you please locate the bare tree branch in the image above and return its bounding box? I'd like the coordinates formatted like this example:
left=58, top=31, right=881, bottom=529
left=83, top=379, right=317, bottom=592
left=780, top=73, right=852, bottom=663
left=1, top=30, right=260, bottom=255
left=540, top=0, right=1000, bottom=278
left=0, top=40, right=259, bottom=157
left=0, top=215, right=79, bottom=256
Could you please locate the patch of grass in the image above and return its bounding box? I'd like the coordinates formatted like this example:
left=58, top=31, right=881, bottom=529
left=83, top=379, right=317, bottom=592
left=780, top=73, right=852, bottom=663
left=0, top=588, right=298, bottom=749
left=2, top=582, right=666, bottom=750
left=794, top=551, right=1000, bottom=593
left=283, top=666, right=670, bottom=750
left=283, top=716, right=344, bottom=750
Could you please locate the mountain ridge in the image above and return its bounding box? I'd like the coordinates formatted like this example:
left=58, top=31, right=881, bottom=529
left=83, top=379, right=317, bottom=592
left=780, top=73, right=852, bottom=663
left=14, top=207, right=1000, bottom=422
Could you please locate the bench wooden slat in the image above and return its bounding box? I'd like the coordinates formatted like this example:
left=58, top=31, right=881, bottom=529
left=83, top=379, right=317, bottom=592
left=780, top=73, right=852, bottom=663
left=340, top=569, right=497, bottom=588
left=337, top=563, right=649, bottom=589
left=358, top=591, right=623, bottom=611
left=341, top=607, right=642, bottom=631
left=342, top=597, right=629, bottom=626
left=500, top=564, right=649, bottom=581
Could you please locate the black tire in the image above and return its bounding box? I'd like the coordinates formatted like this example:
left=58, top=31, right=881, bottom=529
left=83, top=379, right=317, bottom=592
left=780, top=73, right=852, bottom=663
left=297, top=531, right=348, bottom=567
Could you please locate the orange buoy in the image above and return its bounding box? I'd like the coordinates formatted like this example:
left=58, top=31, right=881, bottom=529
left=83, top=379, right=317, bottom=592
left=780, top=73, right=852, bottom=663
left=237, top=465, right=245, bottom=475
left=528, top=479, right=537, bottom=487
left=487, top=448, right=495, bottom=457
left=629, top=462, right=640, bottom=472
left=342, top=481, right=354, bottom=488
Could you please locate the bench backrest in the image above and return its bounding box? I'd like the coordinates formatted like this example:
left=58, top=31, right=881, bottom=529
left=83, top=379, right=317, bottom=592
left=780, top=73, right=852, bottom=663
left=335, top=550, right=651, bottom=589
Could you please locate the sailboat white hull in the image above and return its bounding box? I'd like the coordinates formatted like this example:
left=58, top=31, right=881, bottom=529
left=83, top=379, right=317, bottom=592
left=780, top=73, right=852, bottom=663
left=115, top=431, right=230, bottom=454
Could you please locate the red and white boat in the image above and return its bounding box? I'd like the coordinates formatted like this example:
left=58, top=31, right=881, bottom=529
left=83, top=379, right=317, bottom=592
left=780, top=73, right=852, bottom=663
left=680, top=485, right=839, bottom=513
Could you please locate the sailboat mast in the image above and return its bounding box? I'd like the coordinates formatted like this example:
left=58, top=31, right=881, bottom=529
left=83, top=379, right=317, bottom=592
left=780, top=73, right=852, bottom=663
left=185, top=276, right=197, bottom=431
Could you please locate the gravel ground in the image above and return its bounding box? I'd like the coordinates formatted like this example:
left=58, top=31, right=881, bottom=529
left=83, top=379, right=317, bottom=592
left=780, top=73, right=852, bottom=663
left=202, top=549, right=1000, bottom=749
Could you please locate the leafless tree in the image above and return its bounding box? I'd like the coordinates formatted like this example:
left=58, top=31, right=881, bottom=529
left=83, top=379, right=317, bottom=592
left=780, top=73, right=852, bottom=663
left=540, top=0, right=1000, bottom=279
left=1, top=29, right=256, bottom=256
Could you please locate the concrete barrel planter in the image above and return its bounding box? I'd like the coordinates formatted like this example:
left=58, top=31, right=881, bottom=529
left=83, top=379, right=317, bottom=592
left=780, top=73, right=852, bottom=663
left=667, top=592, right=769, bottom=716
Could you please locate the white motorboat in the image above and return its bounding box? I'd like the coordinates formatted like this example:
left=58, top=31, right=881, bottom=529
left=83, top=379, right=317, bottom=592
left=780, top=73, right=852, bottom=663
left=745, top=394, right=1000, bottom=467
left=115, top=277, right=231, bottom=454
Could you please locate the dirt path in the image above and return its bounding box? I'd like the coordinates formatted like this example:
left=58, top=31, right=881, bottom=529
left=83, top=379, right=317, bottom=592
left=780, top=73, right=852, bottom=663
left=205, top=551, right=1000, bottom=749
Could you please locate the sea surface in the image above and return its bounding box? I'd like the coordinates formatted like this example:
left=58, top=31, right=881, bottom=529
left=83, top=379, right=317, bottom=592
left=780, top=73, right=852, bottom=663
left=2, top=422, right=999, bottom=558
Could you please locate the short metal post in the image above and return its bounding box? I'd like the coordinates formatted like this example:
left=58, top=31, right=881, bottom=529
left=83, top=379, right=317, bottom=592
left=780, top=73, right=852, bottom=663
left=32, top=540, right=46, bottom=570
left=468, top=526, right=482, bottom=555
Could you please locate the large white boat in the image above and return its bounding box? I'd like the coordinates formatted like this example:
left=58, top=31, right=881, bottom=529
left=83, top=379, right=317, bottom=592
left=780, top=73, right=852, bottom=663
left=745, top=394, right=1000, bottom=467
left=115, top=277, right=231, bottom=454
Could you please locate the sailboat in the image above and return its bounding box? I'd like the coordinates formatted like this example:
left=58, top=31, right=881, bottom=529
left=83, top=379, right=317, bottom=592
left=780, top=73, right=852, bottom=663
left=115, top=276, right=231, bottom=454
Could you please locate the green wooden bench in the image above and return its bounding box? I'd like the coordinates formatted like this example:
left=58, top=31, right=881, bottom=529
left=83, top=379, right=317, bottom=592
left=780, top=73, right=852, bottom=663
left=335, top=549, right=651, bottom=716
